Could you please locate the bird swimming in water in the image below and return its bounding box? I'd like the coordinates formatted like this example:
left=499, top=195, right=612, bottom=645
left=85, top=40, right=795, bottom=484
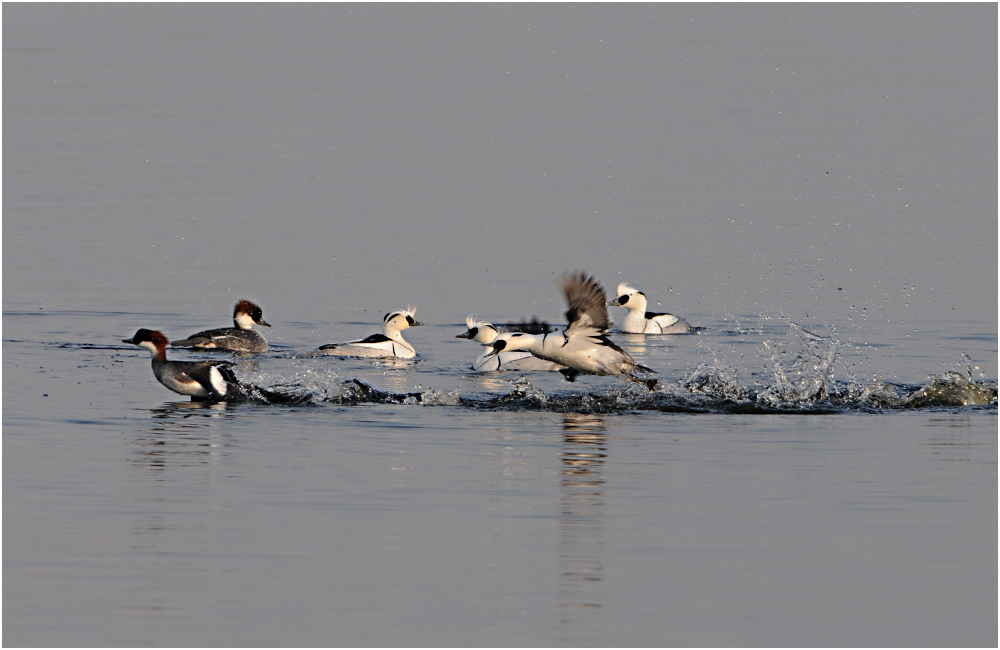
left=170, top=299, right=272, bottom=352
left=125, top=328, right=244, bottom=401
left=312, top=307, right=422, bottom=359
left=126, top=328, right=309, bottom=404
left=608, top=283, right=691, bottom=334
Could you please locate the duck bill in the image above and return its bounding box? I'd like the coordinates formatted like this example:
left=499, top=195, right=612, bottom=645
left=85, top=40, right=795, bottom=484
left=483, top=340, right=505, bottom=357
left=259, top=319, right=272, bottom=327
left=456, top=331, right=474, bottom=339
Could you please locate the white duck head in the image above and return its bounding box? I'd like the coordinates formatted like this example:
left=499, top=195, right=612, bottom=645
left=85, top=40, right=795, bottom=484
left=455, top=315, right=500, bottom=344
left=382, top=306, right=422, bottom=335
left=608, top=282, right=647, bottom=312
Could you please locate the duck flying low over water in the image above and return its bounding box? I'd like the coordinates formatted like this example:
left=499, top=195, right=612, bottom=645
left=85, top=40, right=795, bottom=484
left=608, top=283, right=691, bottom=334
left=457, top=316, right=563, bottom=372
left=170, top=300, right=272, bottom=352
left=125, top=328, right=244, bottom=401
left=312, top=307, right=422, bottom=359
left=485, top=272, right=657, bottom=386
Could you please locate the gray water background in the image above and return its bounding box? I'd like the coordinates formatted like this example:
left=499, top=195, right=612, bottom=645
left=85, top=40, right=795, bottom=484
left=3, top=4, right=997, bottom=646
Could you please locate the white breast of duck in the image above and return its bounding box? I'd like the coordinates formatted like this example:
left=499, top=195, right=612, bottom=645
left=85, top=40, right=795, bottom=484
left=315, top=307, right=421, bottom=359
left=611, top=283, right=691, bottom=334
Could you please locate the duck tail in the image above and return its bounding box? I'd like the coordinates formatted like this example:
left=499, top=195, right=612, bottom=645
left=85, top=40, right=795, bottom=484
left=623, top=363, right=658, bottom=390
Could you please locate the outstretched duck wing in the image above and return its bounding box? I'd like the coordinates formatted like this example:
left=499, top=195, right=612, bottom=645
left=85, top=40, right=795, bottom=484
left=559, top=271, right=610, bottom=333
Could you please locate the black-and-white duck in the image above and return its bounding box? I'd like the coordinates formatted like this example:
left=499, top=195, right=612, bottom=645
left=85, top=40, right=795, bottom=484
left=608, top=283, right=690, bottom=334
left=313, top=307, right=422, bottom=359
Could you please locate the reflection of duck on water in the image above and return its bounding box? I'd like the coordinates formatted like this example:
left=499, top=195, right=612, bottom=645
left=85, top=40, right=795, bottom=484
left=131, top=402, right=233, bottom=472
left=558, top=413, right=608, bottom=623
left=150, top=401, right=228, bottom=417
left=561, top=414, right=608, bottom=476
left=563, top=413, right=608, bottom=432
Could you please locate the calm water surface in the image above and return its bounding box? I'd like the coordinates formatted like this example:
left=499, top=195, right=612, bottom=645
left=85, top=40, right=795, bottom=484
left=4, top=5, right=997, bottom=646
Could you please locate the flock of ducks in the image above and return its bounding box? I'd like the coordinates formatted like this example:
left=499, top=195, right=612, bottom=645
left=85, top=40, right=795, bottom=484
left=123, top=272, right=691, bottom=401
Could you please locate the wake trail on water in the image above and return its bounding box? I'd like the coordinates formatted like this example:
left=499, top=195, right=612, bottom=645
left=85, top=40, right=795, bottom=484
left=236, top=321, right=996, bottom=413
left=238, top=369, right=997, bottom=413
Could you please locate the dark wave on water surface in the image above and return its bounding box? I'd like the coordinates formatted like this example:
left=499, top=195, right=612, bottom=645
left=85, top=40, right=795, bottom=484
left=246, top=368, right=997, bottom=415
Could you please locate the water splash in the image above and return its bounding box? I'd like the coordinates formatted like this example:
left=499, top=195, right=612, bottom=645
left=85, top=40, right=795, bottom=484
left=759, top=321, right=839, bottom=406
left=902, top=371, right=997, bottom=408
left=226, top=325, right=995, bottom=413
left=231, top=365, right=995, bottom=413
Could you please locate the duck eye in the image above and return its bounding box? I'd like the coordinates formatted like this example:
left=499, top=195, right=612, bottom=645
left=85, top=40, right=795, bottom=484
left=493, top=340, right=507, bottom=351
left=405, top=315, right=414, bottom=325
left=469, top=327, right=478, bottom=337
left=618, top=295, right=629, bottom=304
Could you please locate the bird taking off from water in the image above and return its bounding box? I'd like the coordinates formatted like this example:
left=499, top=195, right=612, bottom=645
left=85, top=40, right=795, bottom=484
left=486, top=272, right=656, bottom=387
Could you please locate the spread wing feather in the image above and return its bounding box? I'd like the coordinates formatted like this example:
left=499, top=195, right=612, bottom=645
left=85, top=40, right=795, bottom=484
left=559, top=272, right=610, bottom=333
